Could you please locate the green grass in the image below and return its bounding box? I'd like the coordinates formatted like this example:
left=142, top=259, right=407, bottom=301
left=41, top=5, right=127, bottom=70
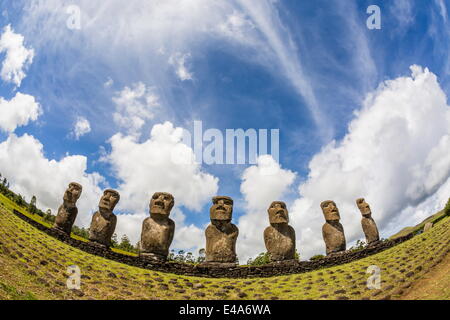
left=0, top=198, right=449, bottom=300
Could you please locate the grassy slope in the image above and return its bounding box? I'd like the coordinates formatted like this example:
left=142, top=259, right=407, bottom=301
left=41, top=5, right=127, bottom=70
left=0, top=200, right=449, bottom=300
left=400, top=251, right=450, bottom=300
left=0, top=194, right=137, bottom=257
left=390, top=209, right=448, bottom=239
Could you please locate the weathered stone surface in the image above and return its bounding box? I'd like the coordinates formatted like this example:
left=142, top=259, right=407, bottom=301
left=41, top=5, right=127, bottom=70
left=89, top=189, right=120, bottom=247
left=264, top=201, right=296, bottom=261
left=321, top=200, right=346, bottom=255
left=356, top=198, right=380, bottom=244
left=140, top=192, right=175, bottom=262
left=423, top=222, right=433, bottom=232
left=205, top=196, right=238, bottom=265
left=53, top=182, right=82, bottom=234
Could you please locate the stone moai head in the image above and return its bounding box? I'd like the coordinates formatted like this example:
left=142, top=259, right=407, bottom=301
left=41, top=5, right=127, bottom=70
left=149, top=192, right=174, bottom=219
left=268, top=201, right=289, bottom=224
left=210, top=196, right=233, bottom=222
left=98, top=189, right=120, bottom=214
left=356, top=198, right=372, bottom=218
left=321, top=200, right=340, bottom=222
left=63, top=182, right=82, bottom=207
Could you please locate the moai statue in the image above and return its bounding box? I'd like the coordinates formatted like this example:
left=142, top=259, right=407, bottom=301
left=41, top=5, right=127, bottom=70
left=53, top=182, right=83, bottom=235
left=140, top=192, right=175, bottom=262
left=89, top=189, right=120, bottom=248
left=356, top=198, right=380, bottom=244
left=321, top=200, right=346, bottom=255
left=204, top=196, right=239, bottom=266
left=264, top=201, right=296, bottom=262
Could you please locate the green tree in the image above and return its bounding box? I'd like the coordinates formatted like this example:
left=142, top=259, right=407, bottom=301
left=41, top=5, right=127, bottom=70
left=117, top=234, right=136, bottom=253
left=111, top=233, right=118, bottom=247
left=247, top=252, right=271, bottom=266
left=196, top=248, right=206, bottom=263
left=29, top=195, right=37, bottom=214
left=44, top=209, right=55, bottom=223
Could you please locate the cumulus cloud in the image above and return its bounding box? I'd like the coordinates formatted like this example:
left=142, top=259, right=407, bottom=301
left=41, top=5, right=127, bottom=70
left=0, top=24, right=34, bottom=87
left=72, top=116, right=91, bottom=140
left=169, top=52, right=193, bottom=81
left=104, top=121, right=218, bottom=250
left=290, top=65, right=450, bottom=259
left=112, top=82, right=160, bottom=136
left=237, top=155, right=296, bottom=262
left=0, top=133, right=105, bottom=227
left=0, top=92, right=42, bottom=133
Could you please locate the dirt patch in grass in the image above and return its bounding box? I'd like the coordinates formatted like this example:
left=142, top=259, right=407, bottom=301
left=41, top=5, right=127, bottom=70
left=399, top=251, right=450, bottom=300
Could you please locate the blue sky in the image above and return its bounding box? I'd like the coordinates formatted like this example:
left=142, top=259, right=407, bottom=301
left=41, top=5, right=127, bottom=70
left=1, top=0, right=450, bottom=261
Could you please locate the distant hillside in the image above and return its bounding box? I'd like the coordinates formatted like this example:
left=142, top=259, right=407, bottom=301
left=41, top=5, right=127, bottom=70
left=390, top=201, right=450, bottom=240
left=0, top=196, right=449, bottom=300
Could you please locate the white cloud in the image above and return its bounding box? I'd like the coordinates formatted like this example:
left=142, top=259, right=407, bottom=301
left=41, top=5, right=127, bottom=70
left=237, top=155, right=296, bottom=263
left=169, top=52, right=193, bottom=81
left=217, top=10, right=256, bottom=43
left=106, top=121, right=219, bottom=214
left=72, top=116, right=91, bottom=140
left=290, top=65, right=450, bottom=259
left=0, top=92, right=42, bottom=133
left=0, top=133, right=105, bottom=227
left=19, top=0, right=330, bottom=139
left=0, top=24, right=34, bottom=87
left=436, top=0, right=448, bottom=23
left=112, top=82, right=160, bottom=136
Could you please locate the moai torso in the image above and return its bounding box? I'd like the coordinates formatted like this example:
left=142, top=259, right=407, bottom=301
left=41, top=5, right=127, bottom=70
left=205, top=222, right=239, bottom=263
left=54, top=205, right=78, bottom=234
left=264, top=224, right=296, bottom=261
left=89, top=211, right=117, bottom=247
left=139, top=192, right=175, bottom=261
left=321, top=200, right=346, bottom=255
left=264, top=201, right=296, bottom=261
left=361, top=217, right=379, bottom=244
left=322, top=221, right=346, bottom=255
left=356, top=198, right=380, bottom=244
left=89, top=189, right=120, bottom=247
left=140, top=217, right=175, bottom=257
left=53, top=182, right=82, bottom=235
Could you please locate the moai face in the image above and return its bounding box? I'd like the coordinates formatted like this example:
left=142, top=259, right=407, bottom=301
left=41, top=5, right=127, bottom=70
left=321, top=200, right=340, bottom=222
left=149, top=192, right=174, bottom=218
left=210, top=196, right=233, bottom=221
left=268, top=201, right=289, bottom=224
left=98, top=189, right=120, bottom=213
left=63, top=182, right=82, bottom=206
left=356, top=198, right=372, bottom=217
